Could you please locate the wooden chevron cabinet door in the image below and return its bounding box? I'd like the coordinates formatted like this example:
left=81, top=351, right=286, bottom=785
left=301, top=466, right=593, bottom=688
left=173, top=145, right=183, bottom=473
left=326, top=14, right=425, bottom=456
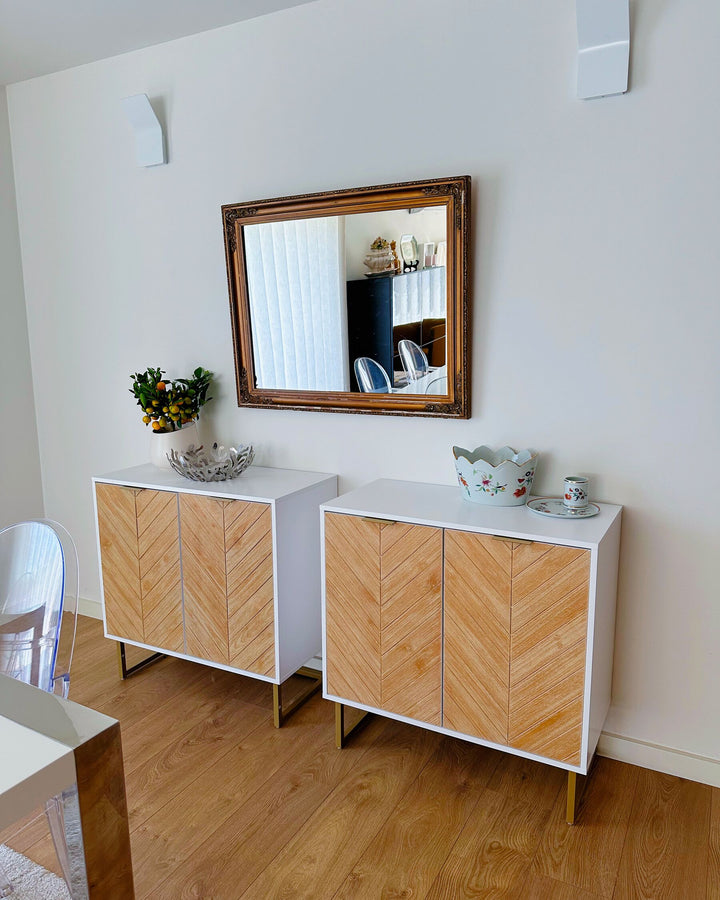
left=225, top=500, right=275, bottom=677
left=179, top=494, right=230, bottom=665
left=96, top=483, right=144, bottom=643
left=325, top=513, right=442, bottom=726
left=508, top=541, right=591, bottom=765
left=135, top=488, right=183, bottom=653
left=95, top=484, right=182, bottom=650
left=443, top=530, right=511, bottom=744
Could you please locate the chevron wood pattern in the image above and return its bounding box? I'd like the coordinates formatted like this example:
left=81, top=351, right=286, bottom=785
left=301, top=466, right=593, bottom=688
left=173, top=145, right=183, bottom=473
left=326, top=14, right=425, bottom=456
left=96, top=483, right=144, bottom=643
left=225, top=500, right=275, bottom=677
left=136, top=489, right=183, bottom=653
left=508, top=542, right=590, bottom=765
left=325, top=513, right=382, bottom=707
left=380, top=522, right=442, bottom=725
left=179, top=493, right=229, bottom=665
left=325, top=514, right=442, bottom=725
left=443, top=530, right=512, bottom=744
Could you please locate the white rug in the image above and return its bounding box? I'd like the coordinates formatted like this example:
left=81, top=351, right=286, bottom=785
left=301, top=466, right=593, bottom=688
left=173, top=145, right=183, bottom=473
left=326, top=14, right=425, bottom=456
left=0, top=845, right=69, bottom=900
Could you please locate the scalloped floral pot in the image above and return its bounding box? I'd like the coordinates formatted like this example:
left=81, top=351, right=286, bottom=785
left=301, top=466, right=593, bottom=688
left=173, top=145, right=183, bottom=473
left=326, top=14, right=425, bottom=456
left=150, top=422, right=200, bottom=469
left=453, top=445, right=538, bottom=506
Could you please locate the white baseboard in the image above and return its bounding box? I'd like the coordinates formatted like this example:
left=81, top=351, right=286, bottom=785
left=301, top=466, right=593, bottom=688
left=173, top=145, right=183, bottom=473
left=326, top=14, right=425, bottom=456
left=77, top=596, right=103, bottom=620
left=598, top=731, right=720, bottom=788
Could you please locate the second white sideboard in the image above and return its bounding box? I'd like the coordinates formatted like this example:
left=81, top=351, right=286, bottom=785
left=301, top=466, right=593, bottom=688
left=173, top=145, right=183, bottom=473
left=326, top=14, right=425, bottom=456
left=321, top=478, right=622, bottom=822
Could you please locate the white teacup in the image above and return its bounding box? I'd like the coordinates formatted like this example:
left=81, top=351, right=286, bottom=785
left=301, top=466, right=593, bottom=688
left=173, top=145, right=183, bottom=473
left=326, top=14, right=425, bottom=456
left=563, top=476, right=589, bottom=510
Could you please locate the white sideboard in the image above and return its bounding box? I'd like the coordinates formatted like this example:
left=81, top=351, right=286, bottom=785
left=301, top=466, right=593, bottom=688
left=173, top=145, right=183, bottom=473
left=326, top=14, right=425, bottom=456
left=321, top=479, right=622, bottom=822
left=93, top=464, right=337, bottom=723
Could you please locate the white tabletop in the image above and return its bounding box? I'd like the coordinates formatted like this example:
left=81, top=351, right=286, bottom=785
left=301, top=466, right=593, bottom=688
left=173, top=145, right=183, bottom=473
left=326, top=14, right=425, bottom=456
left=0, top=716, right=75, bottom=830
left=0, top=675, right=117, bottom=830
left=394, top=365, right=447, bottom=395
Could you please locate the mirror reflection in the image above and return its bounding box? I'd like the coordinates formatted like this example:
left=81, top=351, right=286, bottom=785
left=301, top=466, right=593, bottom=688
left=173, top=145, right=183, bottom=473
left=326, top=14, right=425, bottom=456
left=243, top=206, right=447, bottom=396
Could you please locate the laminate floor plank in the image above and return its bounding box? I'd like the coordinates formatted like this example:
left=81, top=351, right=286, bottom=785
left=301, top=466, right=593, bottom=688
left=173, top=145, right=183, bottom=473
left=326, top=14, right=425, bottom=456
left=334, top=739, right=502, bottom=899
left=487, top=751, right=567, bottom=811
left=237, top=721, right=443, bottom=900
left=613, top=768, right=711, bottom=899
left=140, top=713, right=391, bottom=900
left=708, top=787, right=720, bottom=900
left=531, top=758, right=639, bottom=897
left=10, top=618, right=718, bottom=900
left=123, top=691, right=267, bottom=829
left=425, top=788, right=553, bottom=899
left=522, top=873, right=603, bottom=899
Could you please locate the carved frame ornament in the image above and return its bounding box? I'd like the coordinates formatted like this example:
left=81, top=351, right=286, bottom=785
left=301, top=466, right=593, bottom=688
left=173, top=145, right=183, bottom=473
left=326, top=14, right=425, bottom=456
left=221, top=175, right=471, bottom=418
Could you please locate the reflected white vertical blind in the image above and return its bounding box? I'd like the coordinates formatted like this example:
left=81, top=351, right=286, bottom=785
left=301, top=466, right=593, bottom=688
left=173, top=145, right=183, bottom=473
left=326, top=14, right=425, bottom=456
left=243, top=217, right=349, bottom=391
left=391, top=267, right=446, bottom=326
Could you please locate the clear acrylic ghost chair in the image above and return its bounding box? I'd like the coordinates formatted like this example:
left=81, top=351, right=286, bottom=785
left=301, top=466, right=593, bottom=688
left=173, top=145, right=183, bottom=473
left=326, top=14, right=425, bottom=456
left=398, top=339, right=430, bottom=381
left=0, top=520, right=81, bottom=898
left=354, top=357, right=393, bottom=393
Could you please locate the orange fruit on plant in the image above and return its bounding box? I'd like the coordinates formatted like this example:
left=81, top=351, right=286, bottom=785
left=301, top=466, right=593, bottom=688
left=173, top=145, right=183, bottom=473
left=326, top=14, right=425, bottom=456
left=156, top=381, right=166, bottom=391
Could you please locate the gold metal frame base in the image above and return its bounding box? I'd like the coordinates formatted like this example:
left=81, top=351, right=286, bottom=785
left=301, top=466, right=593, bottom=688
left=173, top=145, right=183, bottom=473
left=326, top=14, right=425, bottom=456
left=116, top=641, right=165, bottom=680
left=272, top=666, right=322, bottom=728
left=335, top=702, right=371, bottom=749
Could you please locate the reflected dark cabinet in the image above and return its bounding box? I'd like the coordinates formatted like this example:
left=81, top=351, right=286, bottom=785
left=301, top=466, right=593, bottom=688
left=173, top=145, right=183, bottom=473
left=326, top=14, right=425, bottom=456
left=347, top=277, right=394, bottom=391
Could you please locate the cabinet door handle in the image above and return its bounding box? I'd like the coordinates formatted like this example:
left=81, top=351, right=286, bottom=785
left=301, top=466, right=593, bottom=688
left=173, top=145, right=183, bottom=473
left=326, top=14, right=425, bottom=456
left=492, top=535, right=534, bottom=545
left=361, top=516, right=396, bottom=526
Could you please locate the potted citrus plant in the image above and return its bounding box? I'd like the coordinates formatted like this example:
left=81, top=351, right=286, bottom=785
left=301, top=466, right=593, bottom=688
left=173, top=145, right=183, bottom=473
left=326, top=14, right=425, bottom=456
left=130, top=366, right=213, bottom=467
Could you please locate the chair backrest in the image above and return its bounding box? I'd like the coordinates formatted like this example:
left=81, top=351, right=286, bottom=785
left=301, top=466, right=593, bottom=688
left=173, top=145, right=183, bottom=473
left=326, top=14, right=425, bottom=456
left=0, top=520, right=78, bottom=696
left=354, top=357, right=392, bottom=393
left=398, top=339, right=429, bottom=381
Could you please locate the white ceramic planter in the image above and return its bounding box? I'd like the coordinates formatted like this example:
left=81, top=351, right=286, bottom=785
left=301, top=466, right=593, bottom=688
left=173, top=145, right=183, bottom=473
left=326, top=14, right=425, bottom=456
left=453, top=445, right=538, bottom=506
left=149, top=422, right=200, bottom=469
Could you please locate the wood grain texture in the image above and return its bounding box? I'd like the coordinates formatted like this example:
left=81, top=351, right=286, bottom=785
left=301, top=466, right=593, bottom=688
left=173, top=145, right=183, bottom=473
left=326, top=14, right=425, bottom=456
left=73, top=722, right=135, bottom=899
left=225, top=500, right=275, bottom=676
left=710, top=788, right=720, bottom=900
left=531, top=757, right=638, bottom=897
left=178, top=493, right=229, bottom=664
left=334, top=739, right=499, bottom=899
left=96, top=483, right=143, bottom=642
left=236, top=724, right=442, bottom=899
left=444, top=529, right=511, bottom=743
left=325, top=513, right=382, bottom=707
left=13, top=617, right=717, bottom=900
left=380, top=521, right=442, bottom=725
left=136, top=489, right=182, bottom=653
left=509, top=543, right=590, bottom=765
left=614, top=768, right=711, bottom=899
left=426, top=787, right=552, bottom=899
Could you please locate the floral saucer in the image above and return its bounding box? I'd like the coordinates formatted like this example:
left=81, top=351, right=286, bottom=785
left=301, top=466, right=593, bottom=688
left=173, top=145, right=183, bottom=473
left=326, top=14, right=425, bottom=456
left=526, top=498, right=600, bottom=519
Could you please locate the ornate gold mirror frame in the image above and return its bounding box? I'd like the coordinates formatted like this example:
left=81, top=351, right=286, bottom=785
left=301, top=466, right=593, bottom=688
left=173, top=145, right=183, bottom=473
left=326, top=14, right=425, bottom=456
left=222, top=175, right=470, bottom=417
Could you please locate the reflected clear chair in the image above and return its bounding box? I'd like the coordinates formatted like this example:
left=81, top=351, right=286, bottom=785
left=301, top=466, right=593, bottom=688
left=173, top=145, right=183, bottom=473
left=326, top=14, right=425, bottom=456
left=398, top=339, right=430, bottom=381
left=354, top=357, right=393, bottom=393
left=0, top=520, right=80, bottom=898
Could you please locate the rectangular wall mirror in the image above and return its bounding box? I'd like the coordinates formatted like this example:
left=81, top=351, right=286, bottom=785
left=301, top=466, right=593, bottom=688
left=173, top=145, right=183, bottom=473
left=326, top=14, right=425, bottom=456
left=222, top=176, right=470, bottom=417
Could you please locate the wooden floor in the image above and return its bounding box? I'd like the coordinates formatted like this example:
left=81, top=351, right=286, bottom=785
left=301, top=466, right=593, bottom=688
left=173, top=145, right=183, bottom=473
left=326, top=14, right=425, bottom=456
left=4, top=615, right=718, bottom=899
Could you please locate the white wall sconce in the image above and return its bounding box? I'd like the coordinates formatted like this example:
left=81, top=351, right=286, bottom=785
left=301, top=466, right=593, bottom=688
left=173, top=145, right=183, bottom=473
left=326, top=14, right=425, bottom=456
left=576, top=0, right=630, bottom=100
left=121, top=94, right=166, bottom=167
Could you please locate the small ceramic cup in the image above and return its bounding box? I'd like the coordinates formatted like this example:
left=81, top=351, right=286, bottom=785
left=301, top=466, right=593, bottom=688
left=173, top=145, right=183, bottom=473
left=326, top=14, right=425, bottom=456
left=563, top=476, right=589, bottom=510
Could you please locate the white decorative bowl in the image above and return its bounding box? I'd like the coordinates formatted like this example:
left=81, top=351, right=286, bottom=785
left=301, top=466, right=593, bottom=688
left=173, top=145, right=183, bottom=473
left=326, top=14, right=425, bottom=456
left=167, top=442, right=254, bottom=482
left=452, top=445, right=538, bottom=506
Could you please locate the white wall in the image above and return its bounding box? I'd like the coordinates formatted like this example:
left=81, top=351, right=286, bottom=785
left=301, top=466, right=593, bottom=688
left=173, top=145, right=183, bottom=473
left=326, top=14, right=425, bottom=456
left=0, top=87, right=43, bottom=527
left=7, top=0, right=720, bottom=763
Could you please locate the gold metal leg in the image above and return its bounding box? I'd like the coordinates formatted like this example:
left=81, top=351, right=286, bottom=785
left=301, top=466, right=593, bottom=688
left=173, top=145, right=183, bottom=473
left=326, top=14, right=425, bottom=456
left=272, top=666, right=322, bottom=728
left=116, top=641, right=165, bottom=680
left=335, top=702, right=370, bottom=749
left=566, top=771, right=578, bottom=825
left=566, top=768, right=592, bottom=825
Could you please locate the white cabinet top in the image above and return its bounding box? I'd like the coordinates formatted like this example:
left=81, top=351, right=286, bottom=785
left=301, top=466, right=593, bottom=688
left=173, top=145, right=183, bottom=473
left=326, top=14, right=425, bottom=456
left=94, top=464, right=336, bottom=504
left=322, top=479, right=621, bottom=548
